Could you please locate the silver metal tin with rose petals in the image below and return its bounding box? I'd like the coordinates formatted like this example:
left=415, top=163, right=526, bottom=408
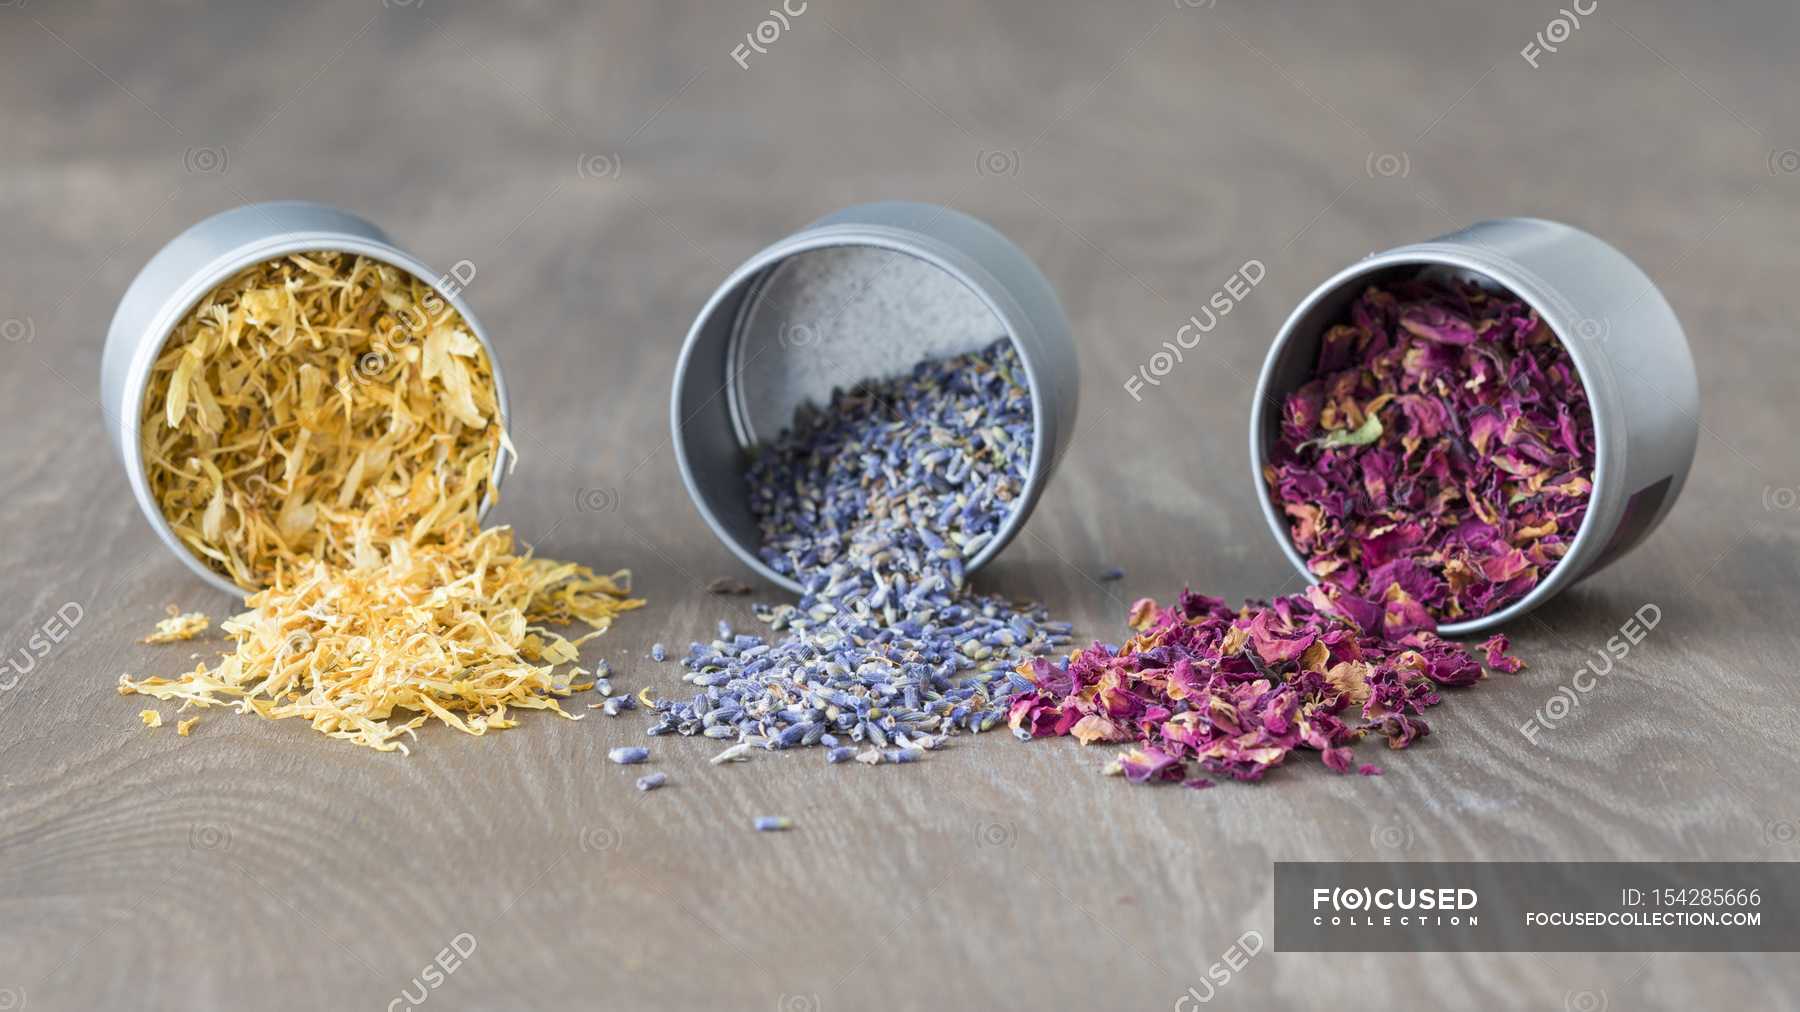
left=1250, top=216, right=1699, bottom=636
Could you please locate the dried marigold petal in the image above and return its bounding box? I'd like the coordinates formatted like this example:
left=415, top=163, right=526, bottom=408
left=119, top=526, right=645, bottom=753
left=144, top=607, right=209, bottom=644
left=140, top=253, right=503, bottom=592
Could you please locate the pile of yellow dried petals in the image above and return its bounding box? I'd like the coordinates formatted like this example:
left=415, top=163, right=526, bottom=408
left=140, top=252, right=504, bottom=591
left=122, top=525, right=644, bottom=753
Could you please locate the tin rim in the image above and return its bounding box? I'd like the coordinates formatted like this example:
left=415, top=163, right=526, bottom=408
left=1249, top=247, right=1617, bottom=638
left=675, top=229, right=1056, bottom=596
left=117, top=231, right=512, bottom=598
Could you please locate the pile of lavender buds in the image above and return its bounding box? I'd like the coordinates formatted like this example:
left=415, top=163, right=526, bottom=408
left=646, top=339, right=1073, bottom=764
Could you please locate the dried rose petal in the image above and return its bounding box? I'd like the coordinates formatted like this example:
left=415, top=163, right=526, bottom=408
left=1481, top=632, right=1526, bottom=674
left=1013, top=591, right=1511, bottom=786
left=1266, top=275, right=1595, bottom=623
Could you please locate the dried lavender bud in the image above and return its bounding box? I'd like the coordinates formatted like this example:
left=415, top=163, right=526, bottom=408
left=650, top=643, right=668, bottom=662
left=635, top=771, right=667, bottom=791
left=608, top=746, right=650, bottom=765
left=825, top=746, right=856, bottom=764
left=644, top=341, right=1073, bottom=763
left=1098, top=567, right=1125, bottom=582
left=753, top=816, right=793, bottom=832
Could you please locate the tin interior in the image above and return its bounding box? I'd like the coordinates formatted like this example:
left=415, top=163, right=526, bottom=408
left=677, top=243, right=1019, bottom=592
left=727, top=246, right=1007, bottom=444
left=1251, top=259, right=1606, bottom=636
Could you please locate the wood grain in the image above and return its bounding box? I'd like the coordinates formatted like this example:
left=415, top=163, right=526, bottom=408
left=2, top=1, right=1797, bottom=1009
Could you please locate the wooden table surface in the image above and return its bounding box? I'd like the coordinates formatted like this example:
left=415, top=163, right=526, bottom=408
left=3, top=1, right=1797, bottom=1009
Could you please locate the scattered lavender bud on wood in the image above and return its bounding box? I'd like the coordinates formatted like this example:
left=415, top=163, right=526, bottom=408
left=608, top=746, right=649, bottom=765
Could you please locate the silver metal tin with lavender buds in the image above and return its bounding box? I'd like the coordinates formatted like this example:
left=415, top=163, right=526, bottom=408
left=671, top=201, right=1079, bottom=593
left=1250, top=217, right=1699, bottom=636
left=101, top=201, right=511, bottom=596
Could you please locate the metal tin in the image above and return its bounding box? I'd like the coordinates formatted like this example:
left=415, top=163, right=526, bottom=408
left=671, top=201, right=1079, bottom=594
left=101, top=200, right=512, bottom=596
left=1250, top=217, right=1699, bottom=636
